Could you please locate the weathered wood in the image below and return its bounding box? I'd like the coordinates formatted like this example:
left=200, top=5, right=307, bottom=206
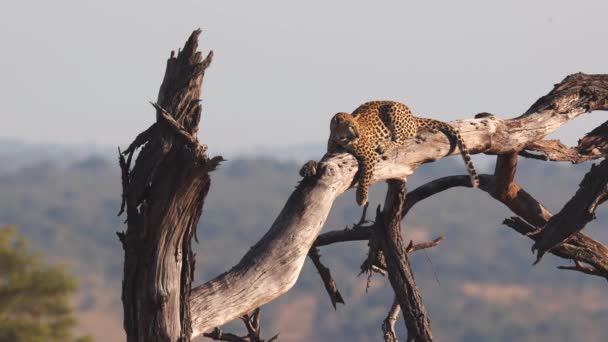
left=493, top=153, right=518, bottom=198
left=119, top=30, right=219, bottom=342
left=188, top=73, right=608, bottom=338
left=522, top=139, right=600, bottom=163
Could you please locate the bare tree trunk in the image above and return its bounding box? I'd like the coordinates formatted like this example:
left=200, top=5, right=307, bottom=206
left=118, top=30, right=221, bottom=342
left=375, top=180, right=433, bottom=341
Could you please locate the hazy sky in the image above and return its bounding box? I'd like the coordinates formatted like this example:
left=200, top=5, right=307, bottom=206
left=1, top=1, right=607, bottom=154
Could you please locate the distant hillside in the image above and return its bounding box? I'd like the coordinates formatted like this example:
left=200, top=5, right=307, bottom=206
left=0, top=146, right=606, bottom=341
left=0, top=139, right=115, bottom=173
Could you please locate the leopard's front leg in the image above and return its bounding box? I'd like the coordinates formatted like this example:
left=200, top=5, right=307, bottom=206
left=355, top=153, right=378, bottom=206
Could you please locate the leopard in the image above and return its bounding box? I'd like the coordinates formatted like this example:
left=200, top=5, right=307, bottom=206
left=328, top=100, right=479, bottom=206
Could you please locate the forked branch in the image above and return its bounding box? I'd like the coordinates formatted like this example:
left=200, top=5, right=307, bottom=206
left=189, top=73, right=608, bottom=337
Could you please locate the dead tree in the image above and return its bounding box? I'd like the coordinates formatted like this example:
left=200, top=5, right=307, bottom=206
left=118, top=30, right=221, bottom=341
left=119, top=30, right=608, bottom=341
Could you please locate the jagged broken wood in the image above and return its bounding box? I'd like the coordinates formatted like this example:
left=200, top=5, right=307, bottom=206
left=532, top=158, right=608, bottom=262
left=118, top=30, right=221, bottom=342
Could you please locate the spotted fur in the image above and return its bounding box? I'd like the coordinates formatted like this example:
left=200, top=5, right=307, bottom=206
left=329, top=101, right=479, bottom=205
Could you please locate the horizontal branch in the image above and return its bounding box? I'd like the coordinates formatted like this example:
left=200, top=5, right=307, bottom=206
left=522, top=140, right=600, bottom=163
left=189, top=73, right=608, bottom=337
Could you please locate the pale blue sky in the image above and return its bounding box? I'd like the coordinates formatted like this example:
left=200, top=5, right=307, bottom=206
left=1, top=1, right=607, bottom=154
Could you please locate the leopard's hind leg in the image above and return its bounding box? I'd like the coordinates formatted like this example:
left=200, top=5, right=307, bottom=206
left=378, top=102, right=416, bottom=155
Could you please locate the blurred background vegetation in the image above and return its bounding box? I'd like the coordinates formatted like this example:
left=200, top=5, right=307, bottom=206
left=0, top=141, right=606, bottom=341
left=0, top=225, right=91, bottom=342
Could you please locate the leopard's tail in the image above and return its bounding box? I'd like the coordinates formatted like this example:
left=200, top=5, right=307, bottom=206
left=416, top=118, right=480, bottom=188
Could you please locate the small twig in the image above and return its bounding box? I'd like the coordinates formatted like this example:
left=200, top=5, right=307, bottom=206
left=241, top=309, right=261, bottom=340
left=359, top=231, right=387, bottom=292
left=308, top=247, right=345, bottom=309
left=405, top=237, right=445, bottom=254
left=404, top=236, right=445, bottom=287
left=382, top=299, right=401, bottom=342
left=150, top=102, right=201, bottom=148
left=313, top=225, right=373, bottom=248
left=204, top=308, right=278, bottom=342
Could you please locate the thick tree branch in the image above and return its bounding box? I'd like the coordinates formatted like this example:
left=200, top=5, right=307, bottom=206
left=493, top=153, right=518, bottom=197
left=375, top=180, right=432, bottom=341
left=532, top=158, right=608, bottom=262
left=403, top=176, right=472, bottom=216
left=188, top=73, right=608, bottom=337
left=522, top=140, right=600, bottom=163
left=579, top=120, right=608, bottom=155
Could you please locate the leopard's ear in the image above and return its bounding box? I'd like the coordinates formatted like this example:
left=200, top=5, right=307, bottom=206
left=330, top=116, right=338, bottom=131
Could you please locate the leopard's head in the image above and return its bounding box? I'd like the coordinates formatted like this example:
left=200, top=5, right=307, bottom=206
left=330, top=112, right=360, bottom=149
